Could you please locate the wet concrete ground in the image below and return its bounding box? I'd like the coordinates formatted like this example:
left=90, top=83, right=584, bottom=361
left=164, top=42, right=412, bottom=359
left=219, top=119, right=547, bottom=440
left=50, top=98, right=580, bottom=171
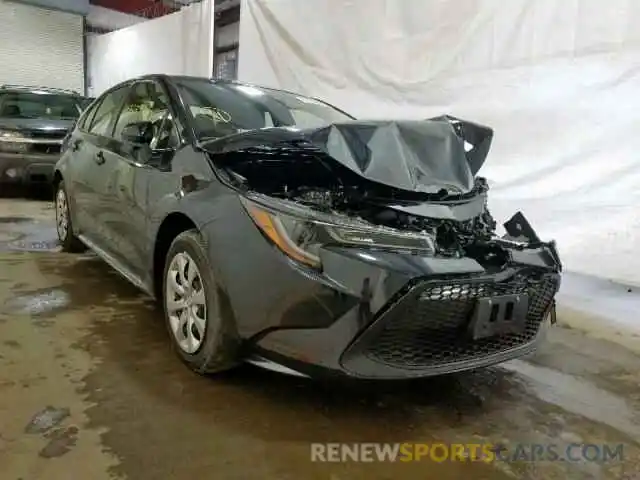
left=1, top=194, right=640, bottom=479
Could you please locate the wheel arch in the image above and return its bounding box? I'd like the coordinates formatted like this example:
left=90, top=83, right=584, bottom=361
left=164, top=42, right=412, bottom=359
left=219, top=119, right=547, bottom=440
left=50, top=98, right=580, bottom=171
left=152, top=212, right=199, bottom=300
left=52, top=170, right=63, bottom=190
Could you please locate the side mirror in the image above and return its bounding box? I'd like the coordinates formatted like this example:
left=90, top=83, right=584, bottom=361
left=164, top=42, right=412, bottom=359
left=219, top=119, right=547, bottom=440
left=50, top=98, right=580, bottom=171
left=121, top=121, right=154, bottom=145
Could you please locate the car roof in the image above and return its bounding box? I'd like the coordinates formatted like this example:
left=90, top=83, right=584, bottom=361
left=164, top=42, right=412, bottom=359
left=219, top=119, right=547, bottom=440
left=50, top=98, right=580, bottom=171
left=0, top=84, right=81, bottom=96
left=129, top=74, right=314, bottom=99
left=137, top=73, right=261, bottom=86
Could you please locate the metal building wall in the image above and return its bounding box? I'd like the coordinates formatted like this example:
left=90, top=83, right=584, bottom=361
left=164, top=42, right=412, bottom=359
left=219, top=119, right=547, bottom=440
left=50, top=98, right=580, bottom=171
left=0, top=1, right=84, bottom=92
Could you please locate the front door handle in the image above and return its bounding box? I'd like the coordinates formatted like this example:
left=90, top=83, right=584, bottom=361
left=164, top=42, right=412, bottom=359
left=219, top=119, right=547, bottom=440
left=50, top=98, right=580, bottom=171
left=71, top=139, right=82, bottom=151
left=95, top=151, right=106, bottom=165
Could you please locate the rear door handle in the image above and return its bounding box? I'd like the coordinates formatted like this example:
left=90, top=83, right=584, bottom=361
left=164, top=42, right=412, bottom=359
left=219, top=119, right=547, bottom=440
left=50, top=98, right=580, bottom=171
left=95, top=151, right=105, bottom=165
left=71, top=139, right=82, bottom=151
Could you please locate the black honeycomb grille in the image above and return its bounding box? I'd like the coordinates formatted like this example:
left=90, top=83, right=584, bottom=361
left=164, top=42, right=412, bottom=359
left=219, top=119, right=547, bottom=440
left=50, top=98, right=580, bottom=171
left=364, top=273, right=559, bottom=369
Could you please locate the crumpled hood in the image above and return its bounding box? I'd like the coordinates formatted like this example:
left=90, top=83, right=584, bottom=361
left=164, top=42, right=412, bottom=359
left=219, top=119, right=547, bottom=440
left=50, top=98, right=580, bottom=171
left=300, top=116, right=493, bottom=194
left=204, top=115, right=493, bottom=195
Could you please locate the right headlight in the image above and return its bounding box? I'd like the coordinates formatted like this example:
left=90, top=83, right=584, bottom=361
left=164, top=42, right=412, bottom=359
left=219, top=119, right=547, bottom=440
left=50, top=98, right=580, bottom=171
left=0, top=129, right=21, bottom=139
left=0, top=129, right=28, bottom=153
left=240, top=195, right=436, bottom=269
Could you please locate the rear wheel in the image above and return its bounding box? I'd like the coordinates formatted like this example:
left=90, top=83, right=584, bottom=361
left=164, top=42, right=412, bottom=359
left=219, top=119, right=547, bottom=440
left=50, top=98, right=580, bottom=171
left=162, top=229, right=239, bottom=374
left=55, top=180, right=85, bottom=253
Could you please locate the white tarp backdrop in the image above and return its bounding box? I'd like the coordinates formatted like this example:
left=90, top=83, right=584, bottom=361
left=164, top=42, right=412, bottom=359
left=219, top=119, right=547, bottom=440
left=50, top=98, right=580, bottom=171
left=87, top=0, right=215, bottom=97
left=239, top=0, right=640, bottom=285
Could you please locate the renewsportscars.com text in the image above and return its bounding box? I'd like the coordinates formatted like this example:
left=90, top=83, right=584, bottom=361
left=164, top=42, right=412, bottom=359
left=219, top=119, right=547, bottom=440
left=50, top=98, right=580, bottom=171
left=310, top=443, right=625, bottom=463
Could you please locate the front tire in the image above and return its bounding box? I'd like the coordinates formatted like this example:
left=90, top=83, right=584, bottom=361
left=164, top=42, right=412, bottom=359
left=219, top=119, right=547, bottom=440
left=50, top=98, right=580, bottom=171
left=162, top=229, right=239, bottom=374
left=55, top=180, right=85, bottom=253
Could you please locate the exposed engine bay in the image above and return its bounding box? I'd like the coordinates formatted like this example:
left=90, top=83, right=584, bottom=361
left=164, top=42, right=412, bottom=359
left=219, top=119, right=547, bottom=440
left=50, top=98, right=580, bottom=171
left=203, top=116, right=561, bottom=272
left=282, top=180, right=497, bottom=257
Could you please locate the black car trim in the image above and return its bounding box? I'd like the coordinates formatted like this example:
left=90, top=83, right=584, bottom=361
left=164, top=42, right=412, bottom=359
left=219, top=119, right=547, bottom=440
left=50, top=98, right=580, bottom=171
left=340, top=269, right=560, bottom=376
left=78, top=233, right=153, bottom=296
left=252, top=337, right=543, bottom=380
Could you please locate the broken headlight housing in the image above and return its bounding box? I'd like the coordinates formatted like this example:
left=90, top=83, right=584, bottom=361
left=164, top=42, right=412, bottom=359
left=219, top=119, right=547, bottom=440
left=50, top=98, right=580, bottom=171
left=241, top=195, right=435, bottom=268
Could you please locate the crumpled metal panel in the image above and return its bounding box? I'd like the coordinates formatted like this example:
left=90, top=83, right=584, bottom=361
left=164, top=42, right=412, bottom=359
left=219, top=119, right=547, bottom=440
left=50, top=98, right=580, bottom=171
left=300, top=116, right=493, bottom=195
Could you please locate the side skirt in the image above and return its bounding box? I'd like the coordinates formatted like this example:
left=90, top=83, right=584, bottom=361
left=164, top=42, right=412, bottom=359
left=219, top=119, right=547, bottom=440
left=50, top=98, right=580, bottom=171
left=78, top=234, right=155, bottom=298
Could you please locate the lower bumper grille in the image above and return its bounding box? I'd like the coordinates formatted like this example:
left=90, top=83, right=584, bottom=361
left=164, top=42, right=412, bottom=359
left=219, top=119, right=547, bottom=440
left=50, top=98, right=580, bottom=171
left=363, top=272, right=559, bottom=369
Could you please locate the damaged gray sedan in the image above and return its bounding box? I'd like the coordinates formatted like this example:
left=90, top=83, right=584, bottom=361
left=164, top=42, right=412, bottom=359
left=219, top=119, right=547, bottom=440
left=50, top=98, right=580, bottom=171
left=53, top=75, right=562, bottom=379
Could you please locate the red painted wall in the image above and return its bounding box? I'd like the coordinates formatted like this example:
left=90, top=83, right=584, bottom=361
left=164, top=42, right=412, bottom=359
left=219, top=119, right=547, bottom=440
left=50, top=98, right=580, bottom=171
left=90, top=0, right=176, bottom=17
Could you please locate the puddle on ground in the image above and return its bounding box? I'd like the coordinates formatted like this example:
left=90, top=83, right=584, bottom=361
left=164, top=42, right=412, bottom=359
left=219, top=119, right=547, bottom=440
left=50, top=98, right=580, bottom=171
left=0, top=216, right=33, bottom=224
left=2, top=288, right=71, bottom=317
left=24, top=406, right=71, bottom=434
left=39, top=425, right=79, bottom=458
left=7, top=237, right=60, bottom=252
left=0, top=217, right=59, bottom=252
left=502, top=359, right=640, bottom=440
left=0, top=232, right=19, bottom=243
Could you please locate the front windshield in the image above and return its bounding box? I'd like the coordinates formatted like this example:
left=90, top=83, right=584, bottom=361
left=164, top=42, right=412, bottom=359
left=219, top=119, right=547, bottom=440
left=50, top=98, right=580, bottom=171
left=174, top=78, right=354, bottom=140
left=0, top=92, right=81, bottom=120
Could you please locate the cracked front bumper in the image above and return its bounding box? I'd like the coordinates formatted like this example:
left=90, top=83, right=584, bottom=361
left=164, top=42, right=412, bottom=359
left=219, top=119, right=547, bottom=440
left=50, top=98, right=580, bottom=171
left=249, top=236, right=561, bottom=379
left=339, top=268, right=559, bottom=378
left=208, top=196, right=563, bottom=380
